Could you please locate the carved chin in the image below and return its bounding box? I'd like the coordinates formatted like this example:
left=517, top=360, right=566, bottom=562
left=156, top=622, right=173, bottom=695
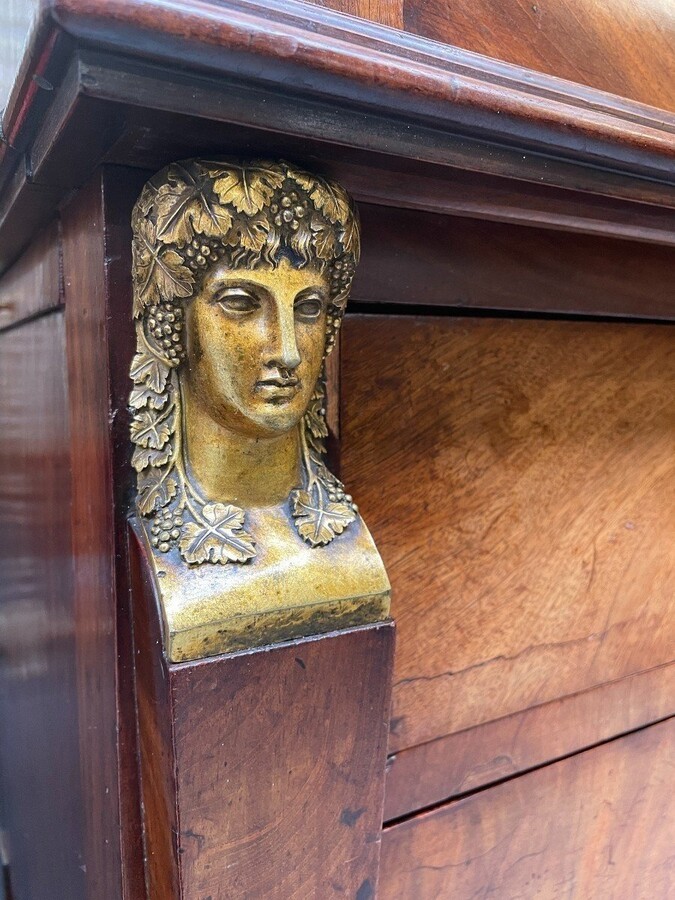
left=249, top=404, right=305, bottom=434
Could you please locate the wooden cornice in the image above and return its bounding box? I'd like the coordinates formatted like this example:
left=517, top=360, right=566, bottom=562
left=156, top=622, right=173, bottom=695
left=1, top=0, right=674, bottom=273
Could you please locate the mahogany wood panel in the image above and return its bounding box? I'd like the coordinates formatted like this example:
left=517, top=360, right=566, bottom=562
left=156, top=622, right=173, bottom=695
left=0, top=312, right=85, bottom=900
left=384, top=660, right=675, bottom=820
left=132, top=530, right=395, bottom=900
left=380, top=718, right=675, bottom=899
left=354, top=206, right=675, bottom=319
left=340, top=316, right=675, bottom=753
left=0, top=220, right=61, bottom=330
left=62, top=172, right=123, bottom=900
left=310, top=0, right=675, bottom=112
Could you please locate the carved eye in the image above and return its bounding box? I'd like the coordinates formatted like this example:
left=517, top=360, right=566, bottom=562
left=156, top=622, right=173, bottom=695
left=216, top=290, right=260, bottom=314
left=294, top=296, right=323, bottom=320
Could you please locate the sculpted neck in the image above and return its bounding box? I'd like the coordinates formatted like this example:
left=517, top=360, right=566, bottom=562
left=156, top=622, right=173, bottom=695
left=181, top=381, right=302, bottom=508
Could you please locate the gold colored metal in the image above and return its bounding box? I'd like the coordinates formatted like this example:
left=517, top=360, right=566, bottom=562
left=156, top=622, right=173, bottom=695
left=129, top=159, right=390, bottom=661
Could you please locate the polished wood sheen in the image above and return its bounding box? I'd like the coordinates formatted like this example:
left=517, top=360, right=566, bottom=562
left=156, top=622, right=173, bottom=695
left=0, top=0, right=672, bottom=896
left=341, top=316, right=675, bottom=753
left=310, top=0, right=675, bottom=111
left=61, top=168, right=147, bottom=900
left=380, top=718, right=675, bottom=898
left=0, top=312, right=85, bottom=900
left=2, top=0, right=675, bottom=276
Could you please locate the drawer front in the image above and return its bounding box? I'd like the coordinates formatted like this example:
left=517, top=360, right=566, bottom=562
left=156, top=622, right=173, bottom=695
left=341, top=316, right=675, bottom=755
left=380, top=719, right=675, bottom=899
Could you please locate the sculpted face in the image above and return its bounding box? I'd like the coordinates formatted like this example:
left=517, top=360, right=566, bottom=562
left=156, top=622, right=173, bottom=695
left=184, top=256, right=329, bottom=438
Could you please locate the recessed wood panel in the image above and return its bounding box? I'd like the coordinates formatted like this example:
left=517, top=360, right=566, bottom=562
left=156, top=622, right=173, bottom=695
left=354, top=206, right=675, bottom=319
left=341, top=316, right=675, bottom=752
left=380, top=718, right=675, bottom=899
left=0, top=312, right=85, bottom=900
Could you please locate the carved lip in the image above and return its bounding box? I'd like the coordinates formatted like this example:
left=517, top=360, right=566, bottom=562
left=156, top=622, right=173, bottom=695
left=256, top=376, right=299, bottom=388
left=256, top=376, right=300, bottom=399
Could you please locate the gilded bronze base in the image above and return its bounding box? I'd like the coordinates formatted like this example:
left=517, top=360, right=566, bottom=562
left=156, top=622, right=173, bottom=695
left=131, top=507, right=390, bottom=662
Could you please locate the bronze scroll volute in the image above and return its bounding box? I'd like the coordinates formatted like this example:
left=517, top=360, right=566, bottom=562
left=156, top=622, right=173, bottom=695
left=129, top=160, right=390, bottom=661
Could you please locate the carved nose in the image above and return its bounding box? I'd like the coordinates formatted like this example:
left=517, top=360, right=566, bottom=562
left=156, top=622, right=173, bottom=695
left=271, top=310, right=301, bottom=371
left=279, top=340, right=301, bottom=372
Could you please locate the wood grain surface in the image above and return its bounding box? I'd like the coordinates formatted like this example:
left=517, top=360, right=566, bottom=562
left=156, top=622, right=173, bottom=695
left=380, top=718, right=675, bottom=899
left=0, top=220, right=61, bottom=330
left=173, top=624, right=395, bottom=899
left=306, top=0, right=403, bottom=28
left=384, top=660, right=675, bottom=820
left=310, top=0, right=675, bottom=111
left=340, top=315, right=675, bottom=753
left=0, top=312, right=85, bottom=900
left=62, top=172, right=123, bottom=900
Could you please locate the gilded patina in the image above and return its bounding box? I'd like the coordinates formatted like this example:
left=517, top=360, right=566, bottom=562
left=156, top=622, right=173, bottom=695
left=129, top=159, right=390, bottom=661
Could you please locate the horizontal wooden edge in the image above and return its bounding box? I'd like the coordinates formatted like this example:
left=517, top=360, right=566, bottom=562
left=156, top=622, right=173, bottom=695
left=383, top=660, right=675, bottom=822
left=49, top=0, right=675, bottom=151
left=2, top=0, right=674, bottom=189
left=1, top=1, right=674, bottom=278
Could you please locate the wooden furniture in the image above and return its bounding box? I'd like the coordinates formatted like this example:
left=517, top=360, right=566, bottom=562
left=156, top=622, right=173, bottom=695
left=0, top=2, right=673, bottom=898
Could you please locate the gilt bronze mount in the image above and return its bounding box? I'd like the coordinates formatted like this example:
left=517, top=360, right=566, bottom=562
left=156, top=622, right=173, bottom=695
left=129, top=159, right=390, bottom=661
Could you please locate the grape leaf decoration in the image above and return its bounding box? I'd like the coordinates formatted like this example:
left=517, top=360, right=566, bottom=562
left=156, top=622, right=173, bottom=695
left=291, top=487, right=356, bottom=547
left=131, top=444, right=172, bottom=473
left=133, top=217, right=194, bottom=312
left=311, top=218, right=337, bottom=261
left=130, top=330, right=171, bottom=390
left=179, top=503, right=256, bottom=565
left=212, top=162, right=285, bottom=216
left=154, top=164, right=233, bottom=245
left=137, top=467, right=178, bottom=515
left=129, top=159, right=364, bottom=563
left=129, top=384, right=168, bottom=411
left=130, top=406, right=175, bottom=450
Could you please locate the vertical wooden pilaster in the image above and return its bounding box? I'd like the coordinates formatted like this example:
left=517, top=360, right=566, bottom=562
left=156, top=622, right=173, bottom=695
left=131, top=532, right=394, bottom=899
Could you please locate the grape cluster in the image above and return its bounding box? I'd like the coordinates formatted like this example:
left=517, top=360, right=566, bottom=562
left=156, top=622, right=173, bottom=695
left=184, top=236, right=225, bottom=272
left=150, top=505, right=184, bottom=553
left=327, top=480, right=357, bottom=513
left=330, top=256, right=355, bottom=299
left=147, top=301, right=185, bottom=362
left=270, top=191, right=307, bottom=232
left=324, top=309, right=342, bottom=356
